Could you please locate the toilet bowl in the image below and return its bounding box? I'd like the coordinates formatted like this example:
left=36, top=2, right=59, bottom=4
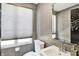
left=23, top=40, right=44, bottom=56
left=34, top=40, right=44, bottom=52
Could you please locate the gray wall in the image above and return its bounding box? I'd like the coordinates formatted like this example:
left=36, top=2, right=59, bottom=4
left=1, top=44, right=33, bottom=56
left=57, top=4, right=79, bottom=43
left=37, top=3, right=54, bottom=47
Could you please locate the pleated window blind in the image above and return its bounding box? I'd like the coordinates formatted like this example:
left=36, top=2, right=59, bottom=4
left=1, top=4, right=33, bottom=40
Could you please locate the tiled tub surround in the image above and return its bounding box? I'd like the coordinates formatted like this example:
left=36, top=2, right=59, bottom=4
left=1, top=42, right=33, bottom=56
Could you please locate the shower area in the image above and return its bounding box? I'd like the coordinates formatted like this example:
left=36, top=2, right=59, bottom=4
left=71, top=8, right=79, bottom=44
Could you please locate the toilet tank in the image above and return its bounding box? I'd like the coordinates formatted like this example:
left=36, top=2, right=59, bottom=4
left=34, top=40, right=44, bottom=52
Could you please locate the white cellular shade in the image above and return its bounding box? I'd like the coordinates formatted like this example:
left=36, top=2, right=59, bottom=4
left=16, top=7, right=33, bottom=38
left=1, top=4, right=33, bottom=40
left=1, top=4, right=17, bottom=39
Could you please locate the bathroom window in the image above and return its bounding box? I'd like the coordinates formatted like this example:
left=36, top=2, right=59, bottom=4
left=1, top=38, right=32, bottom=48
left=52, top=15, right=56, bottom=39
left=2, top=4, right=33, bottom=40
left=1, top=40, right=16, bottom=46
left=1, top=4, right=33, bottom=48
left=17, top=38, right=32, bottom=44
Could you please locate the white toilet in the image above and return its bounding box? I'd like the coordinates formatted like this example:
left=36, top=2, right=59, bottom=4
left=23, top=40, right=44, bottom=56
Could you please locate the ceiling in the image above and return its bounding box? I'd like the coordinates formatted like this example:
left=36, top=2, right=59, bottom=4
left=54, top=3, right=78, bottom=12
left=33, top=3, right=79, bottom=12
